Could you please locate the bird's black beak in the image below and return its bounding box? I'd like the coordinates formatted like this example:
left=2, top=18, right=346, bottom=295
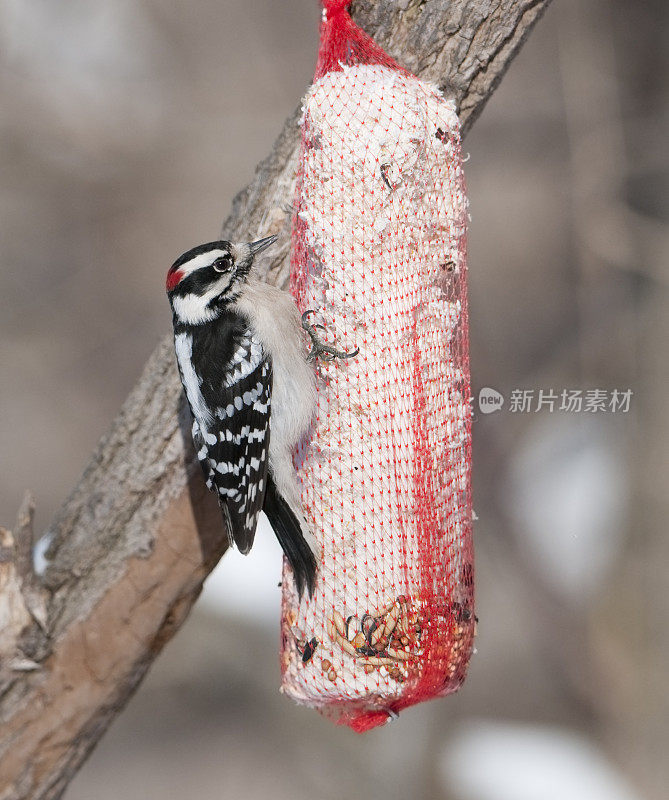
left=231, top=235, right=278, bottom=283
left=248, top=235, right=278, bottom=256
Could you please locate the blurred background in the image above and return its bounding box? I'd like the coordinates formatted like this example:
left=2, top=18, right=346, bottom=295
left=1, top=0, right=667, bottom=798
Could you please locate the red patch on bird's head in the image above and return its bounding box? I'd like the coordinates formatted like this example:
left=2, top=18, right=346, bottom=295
left=166, top=268, right=184, bottom=292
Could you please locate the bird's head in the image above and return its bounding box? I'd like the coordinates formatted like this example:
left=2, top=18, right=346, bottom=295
left=166, top=235, right=277, bottom=325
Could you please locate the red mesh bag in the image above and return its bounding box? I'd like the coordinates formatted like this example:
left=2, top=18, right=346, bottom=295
left=281, top=0, right=475, bottom=731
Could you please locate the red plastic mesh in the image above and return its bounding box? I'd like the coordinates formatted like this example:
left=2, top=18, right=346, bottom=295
left=281, top=0, right=475, bottom=731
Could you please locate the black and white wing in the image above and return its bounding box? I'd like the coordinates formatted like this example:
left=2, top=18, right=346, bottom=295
left=177, top=316, right=316, bottom=597
left=192, top=368, right=271, bottom=554
left=187, top=326, right=272, bottom=555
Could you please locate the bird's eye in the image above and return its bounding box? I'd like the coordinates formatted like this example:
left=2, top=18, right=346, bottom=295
left=213, top=255, right=232, bottom=272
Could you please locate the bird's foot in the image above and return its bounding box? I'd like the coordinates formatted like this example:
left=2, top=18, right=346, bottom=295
left=301, top=310, right=359, bottom=363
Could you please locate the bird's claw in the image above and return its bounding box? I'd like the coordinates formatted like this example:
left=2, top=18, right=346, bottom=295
left=301, top=310, right=359, bottom=363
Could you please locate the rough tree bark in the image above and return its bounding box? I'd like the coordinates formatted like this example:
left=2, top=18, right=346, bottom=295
left=0, top=1, right=551, bottom=797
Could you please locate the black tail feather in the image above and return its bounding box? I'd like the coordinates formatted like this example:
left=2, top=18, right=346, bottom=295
left=263, top=475, right=317, bottom=599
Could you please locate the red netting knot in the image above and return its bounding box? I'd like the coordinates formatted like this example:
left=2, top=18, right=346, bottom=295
left=322, top=0, right=351, bottom=20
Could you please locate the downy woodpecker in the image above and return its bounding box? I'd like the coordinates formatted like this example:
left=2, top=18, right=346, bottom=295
left=166, top=235, right=319, bottom=597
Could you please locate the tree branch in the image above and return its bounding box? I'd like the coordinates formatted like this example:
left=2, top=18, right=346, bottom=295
left=0, top=2, right=551, bottom=797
